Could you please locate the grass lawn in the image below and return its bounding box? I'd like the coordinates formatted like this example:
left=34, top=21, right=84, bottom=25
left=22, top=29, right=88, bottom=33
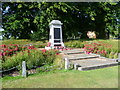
left=2, top=66, right=118, bottom=88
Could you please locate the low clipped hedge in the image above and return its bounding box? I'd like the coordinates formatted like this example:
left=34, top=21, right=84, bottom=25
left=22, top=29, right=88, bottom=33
left=1, top=39, right=47, bottom=48
left=64, top=40, right=84, bottom=48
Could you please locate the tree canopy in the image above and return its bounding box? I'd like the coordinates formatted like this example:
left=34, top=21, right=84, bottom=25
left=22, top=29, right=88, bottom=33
left=2, top=2, right=120, bottom=40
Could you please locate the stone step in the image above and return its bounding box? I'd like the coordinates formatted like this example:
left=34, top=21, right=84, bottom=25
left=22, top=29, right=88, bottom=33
left=78, top=62, right=118, bottom=71
left=66, top=54, right=100, bottom=60
left=71, top=58, right=118, bottom=71
left=62, top=49, right=84, bottom=55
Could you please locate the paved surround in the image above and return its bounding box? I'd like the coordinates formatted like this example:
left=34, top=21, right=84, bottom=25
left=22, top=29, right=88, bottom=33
left=66, top=54, right=100, bottom=60
left=61, top=49, right=84, bottom=55
left=62, top=49, right=118, bottom=71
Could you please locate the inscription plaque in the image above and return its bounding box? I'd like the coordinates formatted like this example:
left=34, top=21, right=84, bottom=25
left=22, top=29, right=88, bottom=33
left=54, top=28, right=60, bottom=39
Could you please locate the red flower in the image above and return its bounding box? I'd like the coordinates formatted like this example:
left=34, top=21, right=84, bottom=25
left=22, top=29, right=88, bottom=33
left=27, top=50, right=30, bottom=53
left=56, top=53, right=59, bottom=55
left=9, top=49, right=13, bottom=52
left=42, top=49, right=46, bottom=53
left=28, top=46, right=36, bottom=49
left=0, top=44, right=6, bottom=48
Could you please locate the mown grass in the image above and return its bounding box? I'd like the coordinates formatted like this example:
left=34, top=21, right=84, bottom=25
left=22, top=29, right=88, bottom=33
left=2, top=66, right=118, bottom=88
left=1, top=39, right=119, bottom=50
left=0, top=39, right=47, bottom=48
left=1, top=39, right=46, bottom=45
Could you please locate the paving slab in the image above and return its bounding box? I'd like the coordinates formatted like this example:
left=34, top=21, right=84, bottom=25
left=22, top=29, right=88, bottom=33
left=70, top=58, right=118, bottom=71
left=65, top=54, right=100, bottom=60
left=62, top=49, right=84, bottom=55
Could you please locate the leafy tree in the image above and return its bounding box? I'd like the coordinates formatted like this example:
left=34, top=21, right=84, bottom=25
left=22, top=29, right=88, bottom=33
left=2, top=2, right=120, bottom=40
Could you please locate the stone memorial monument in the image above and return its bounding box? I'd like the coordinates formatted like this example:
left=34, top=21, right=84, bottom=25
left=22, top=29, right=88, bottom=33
left=45, top=20, right=65, bottom=49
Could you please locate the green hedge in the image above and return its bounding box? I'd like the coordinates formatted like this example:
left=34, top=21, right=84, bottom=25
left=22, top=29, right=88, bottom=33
left=64, top=40, right=84, bottom=48
left=1, top=39, right=47, bottom=48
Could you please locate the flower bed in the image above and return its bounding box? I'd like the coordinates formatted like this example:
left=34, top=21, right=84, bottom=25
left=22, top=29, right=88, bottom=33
left=0, top=44, right=60, bottom=71
left=83, top=41, right=119, bottom=59
left=64, top=39, right=119, bottom=59
left=0, top=44, right=36, bottom=58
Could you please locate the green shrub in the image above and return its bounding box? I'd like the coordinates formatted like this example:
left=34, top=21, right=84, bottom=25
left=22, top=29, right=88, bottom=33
left=26, top=50, right=44, bottom=69
left=53, top=55, right=64, bottom=69
left=36, top=54, right=63, bottom=73
left=36, top=64, right=57, bottom=72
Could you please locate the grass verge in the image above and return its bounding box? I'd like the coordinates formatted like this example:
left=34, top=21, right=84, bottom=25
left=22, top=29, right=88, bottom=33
left=2, top=66, right=118, bottom=88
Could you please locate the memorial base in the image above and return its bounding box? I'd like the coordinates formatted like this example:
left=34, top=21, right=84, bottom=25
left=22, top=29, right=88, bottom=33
left=45, top=46, right=52, bottom=50
left=45, top=46, right=65, bottom=50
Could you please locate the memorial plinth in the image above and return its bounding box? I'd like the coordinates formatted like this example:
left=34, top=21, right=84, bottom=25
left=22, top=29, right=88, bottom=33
left=45, top=20, right=65, bottom=50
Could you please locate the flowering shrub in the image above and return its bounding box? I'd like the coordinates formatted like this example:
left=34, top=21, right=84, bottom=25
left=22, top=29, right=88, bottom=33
left=84, top=41, right=118, bottom=58
left=0, top=44, right=36, bottom=57
left=2, top=48, right=60, bottom=70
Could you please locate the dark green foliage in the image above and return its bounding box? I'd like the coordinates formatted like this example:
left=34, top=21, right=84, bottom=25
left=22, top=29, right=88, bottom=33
left=2, top=2, right=120, bottom=40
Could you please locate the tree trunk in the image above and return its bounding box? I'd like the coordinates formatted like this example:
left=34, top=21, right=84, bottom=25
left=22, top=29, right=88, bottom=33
left=95, top=7, right=107, bottom=39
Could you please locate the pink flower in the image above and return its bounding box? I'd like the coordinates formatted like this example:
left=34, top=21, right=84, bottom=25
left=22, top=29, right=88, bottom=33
left=83, top=47, right=86, bottom=49
left=3, top=52, right=7, bottom=56
left=67, top=48, right=71, bottom=50
left=0, top=52, right=3, bottom=56
left=3, top=48, right=8, bottom=51
left=15, top=47, right=19, bottom=51
left=63, top=49, right=66, bottom=51
left=47, top=42, right=51, bottom=47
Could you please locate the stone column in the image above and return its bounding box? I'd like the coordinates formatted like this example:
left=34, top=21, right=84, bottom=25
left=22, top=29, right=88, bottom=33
left=65, top=58, right=69, bottom=69
left=74, top=63, right=79, bottom=70
left=22, top=61, right=27, bottom=77
left=118, top=53, right=120, bottom=62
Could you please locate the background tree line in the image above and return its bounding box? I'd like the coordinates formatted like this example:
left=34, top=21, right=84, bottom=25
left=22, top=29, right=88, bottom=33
left=2, top=2, right=120, bottom=40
